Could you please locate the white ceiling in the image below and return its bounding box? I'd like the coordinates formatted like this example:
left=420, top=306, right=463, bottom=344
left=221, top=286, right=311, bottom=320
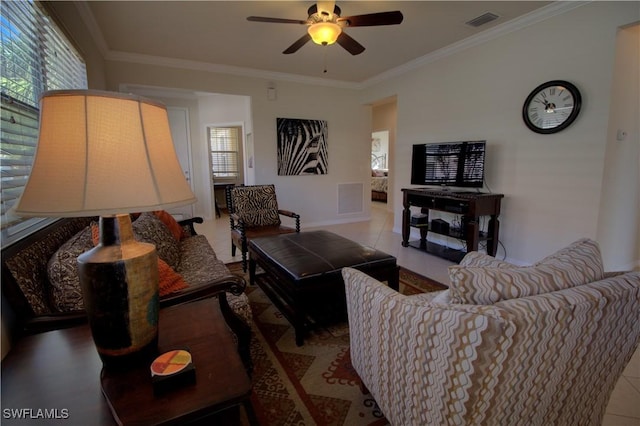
left=78, top=1, right=557, bottom=86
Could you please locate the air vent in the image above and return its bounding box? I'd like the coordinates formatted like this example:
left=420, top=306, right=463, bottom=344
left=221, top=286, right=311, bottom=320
left=465, top=12, right=500, bottom=28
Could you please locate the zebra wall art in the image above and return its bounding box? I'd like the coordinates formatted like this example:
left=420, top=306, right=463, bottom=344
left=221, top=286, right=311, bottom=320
left=277, top=118, right=328, bottom=175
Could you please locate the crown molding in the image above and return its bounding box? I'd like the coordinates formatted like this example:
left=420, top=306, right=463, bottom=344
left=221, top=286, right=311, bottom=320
left=105, top=51, right=359, bottom=90
left=74, top=1, right=352, bottom=89
left=74, top=1, right=109, bottom=57
left=361, top=1, right=590, bottom=88
left=76, top=1, right=589, bottom=91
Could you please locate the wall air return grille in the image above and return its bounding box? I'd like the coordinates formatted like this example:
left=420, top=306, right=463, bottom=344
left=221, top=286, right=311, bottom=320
left=465, top=12, right=500, bottom=28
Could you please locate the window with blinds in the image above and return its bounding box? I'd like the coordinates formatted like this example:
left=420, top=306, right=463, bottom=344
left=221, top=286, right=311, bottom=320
left=1, top=0, right=87, bottom=246
left=208, top=126, right=241, bottom=179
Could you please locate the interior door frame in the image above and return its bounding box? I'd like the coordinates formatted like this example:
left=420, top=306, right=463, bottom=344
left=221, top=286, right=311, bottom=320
left=167, top=106, right=195, bottom=219
left=206, top=121, right=246, bottom=213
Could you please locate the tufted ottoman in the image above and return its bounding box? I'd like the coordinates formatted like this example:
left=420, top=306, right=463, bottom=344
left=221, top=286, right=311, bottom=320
left=248, top=230, right=398, bottom=345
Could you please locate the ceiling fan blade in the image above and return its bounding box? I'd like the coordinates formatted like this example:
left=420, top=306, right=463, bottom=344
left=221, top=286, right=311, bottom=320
left=283, top=33, right=312, bottom=54
left=337, top=11, right=403, bottom=27
left=247, top=16, right=308, bottom=25
left=336, top=32, right=365, bottom=55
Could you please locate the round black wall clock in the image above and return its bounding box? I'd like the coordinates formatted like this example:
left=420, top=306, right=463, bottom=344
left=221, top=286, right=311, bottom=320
left=522, top=80, right=582, bottom=134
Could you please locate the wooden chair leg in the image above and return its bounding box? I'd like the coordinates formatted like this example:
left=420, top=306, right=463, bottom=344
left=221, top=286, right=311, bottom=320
left=241, top=250, right=247, bottom=272
left=240, top=235, right=248, bottom=272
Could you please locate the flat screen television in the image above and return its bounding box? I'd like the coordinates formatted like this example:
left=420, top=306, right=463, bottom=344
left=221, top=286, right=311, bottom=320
left=411, top=140, right=486, bottom=189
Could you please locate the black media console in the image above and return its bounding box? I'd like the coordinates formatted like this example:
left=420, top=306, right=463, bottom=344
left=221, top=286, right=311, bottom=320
left=401, top=188, right=504, bottom=262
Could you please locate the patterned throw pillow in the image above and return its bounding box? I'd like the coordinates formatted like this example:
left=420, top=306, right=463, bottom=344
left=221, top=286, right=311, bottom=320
left=132, top=212, right=181, bottom=269
left=427, top=252, right=515, bottom=305
left=153, top=210, right=187, bottom=241
left=47, top=225, right=95, bottom=312
left=47, top=219, right=188, bottom=313
left=459, top=251, right=515, bottom=268
left=448, top=239, right=604, bottom=305
left=90, top=223, right=187, bottom=296
left=232, top=185, right=281, bottom=228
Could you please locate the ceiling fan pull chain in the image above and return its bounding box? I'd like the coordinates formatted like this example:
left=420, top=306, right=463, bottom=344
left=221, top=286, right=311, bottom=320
left=323, top=45, right=328, bottom=73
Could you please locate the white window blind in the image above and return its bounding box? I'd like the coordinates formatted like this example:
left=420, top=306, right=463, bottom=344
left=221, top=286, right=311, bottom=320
left=0, top=0, right=87, bottom=246
left=209, top=127, right=240, bottom=179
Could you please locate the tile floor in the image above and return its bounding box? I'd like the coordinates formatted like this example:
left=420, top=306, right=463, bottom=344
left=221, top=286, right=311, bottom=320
left=195, top=202, right=640, bottom=425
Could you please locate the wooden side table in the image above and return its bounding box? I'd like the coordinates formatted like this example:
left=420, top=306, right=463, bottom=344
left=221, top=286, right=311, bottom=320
left=2, top=297, right=253, bottom=425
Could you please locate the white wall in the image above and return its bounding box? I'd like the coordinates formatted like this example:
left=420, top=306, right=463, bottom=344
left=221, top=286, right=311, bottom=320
left=597, top=24, right=640, bottom=271
left=196, top=93, right=252, bottom=220
left=363, top=2, right=639, bottom=265
left=105, top=61, right=372, bottom=227
left=248, top=81, right=371, bottom=226
left=56, top=1, right=640, bottom=263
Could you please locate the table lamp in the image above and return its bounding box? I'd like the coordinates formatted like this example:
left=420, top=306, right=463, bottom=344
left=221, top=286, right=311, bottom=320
left=12, top=90, right=196, bottom=368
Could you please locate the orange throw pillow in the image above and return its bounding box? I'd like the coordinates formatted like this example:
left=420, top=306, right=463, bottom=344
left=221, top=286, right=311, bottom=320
left=157, top=259, right=188, bottom=296
left=153, top=210, right=187, bottom=241
left=91, top=224, right=188, bottom=296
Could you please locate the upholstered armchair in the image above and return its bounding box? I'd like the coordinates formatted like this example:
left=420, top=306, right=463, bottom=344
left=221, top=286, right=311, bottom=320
left=342, top=239, right=640, bottom=425
left=226, top=184, right=300, bottom=271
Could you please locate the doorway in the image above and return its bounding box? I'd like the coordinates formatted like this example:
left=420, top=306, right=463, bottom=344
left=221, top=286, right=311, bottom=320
left=371, top=97, right=397, bottom=209
left=207, top=124, right=245, bottom=215
left=371, top=130, right=389, bottom=203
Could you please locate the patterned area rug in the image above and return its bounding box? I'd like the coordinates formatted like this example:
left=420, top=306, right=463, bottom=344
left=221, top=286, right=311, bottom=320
left=398, top=267, right=449, bottom=295
left=226, top=262, right=448, bottom=425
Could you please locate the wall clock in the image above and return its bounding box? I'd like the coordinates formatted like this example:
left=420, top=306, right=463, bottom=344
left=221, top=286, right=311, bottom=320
left=522, top=80, right=582, bottom=134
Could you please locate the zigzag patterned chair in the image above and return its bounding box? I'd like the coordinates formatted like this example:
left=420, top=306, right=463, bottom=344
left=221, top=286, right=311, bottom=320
left=342, top=238, right=640, bottom=426
left=226, top=184, right=300, bottom=271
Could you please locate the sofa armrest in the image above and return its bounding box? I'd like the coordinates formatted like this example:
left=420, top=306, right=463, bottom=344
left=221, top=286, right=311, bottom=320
left=22, top=312, right=88, bottom=335
left=22, top=274, right=247, bottom=333
left=178, top=217, right=204, bottom=237
left=159, top=274, right=246, bottom=309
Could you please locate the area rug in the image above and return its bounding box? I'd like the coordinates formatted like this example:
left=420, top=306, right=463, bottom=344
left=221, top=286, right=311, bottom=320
left=226, top=262, right=447, bottom=425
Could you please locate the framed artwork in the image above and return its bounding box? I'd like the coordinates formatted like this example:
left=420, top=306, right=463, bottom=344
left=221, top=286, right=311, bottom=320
left=277, top=118, right=328, bottom=175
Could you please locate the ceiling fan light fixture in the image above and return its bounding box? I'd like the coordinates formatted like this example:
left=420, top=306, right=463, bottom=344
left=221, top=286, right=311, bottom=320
left=307, top=22, right=342, bottom=45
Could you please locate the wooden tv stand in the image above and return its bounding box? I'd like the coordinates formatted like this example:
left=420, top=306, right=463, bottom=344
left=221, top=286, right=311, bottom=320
left=401, top=188, right=504, bottom=262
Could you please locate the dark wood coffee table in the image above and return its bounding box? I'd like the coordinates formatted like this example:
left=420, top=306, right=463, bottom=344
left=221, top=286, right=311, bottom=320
left=1, top=297, right=253, bottom=425
left=248, top=230, right=399, bottom=346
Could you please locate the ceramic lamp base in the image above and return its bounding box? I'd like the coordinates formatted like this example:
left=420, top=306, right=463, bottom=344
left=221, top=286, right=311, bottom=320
left=78, top=214, right=159, bottom=369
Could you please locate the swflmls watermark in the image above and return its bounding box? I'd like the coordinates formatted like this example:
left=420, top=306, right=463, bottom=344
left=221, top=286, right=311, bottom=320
left=3, top=408, right=70, bottom=420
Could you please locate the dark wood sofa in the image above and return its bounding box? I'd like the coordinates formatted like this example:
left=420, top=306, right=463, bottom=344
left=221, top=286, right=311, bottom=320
left=1, top=215, right=252, bottom=371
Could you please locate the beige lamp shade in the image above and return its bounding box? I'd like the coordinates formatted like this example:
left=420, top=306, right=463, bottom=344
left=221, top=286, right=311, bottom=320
left=13, top=90, right=196, bottom=217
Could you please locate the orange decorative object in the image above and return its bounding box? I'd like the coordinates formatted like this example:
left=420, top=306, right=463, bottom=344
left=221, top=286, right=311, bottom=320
left=151, top=349, right=192, bottom=377
left=150, top=349, right=196, bottom=394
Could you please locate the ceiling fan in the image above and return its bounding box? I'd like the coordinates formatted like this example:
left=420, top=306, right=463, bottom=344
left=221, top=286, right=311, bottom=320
left=247, top=1, right=403, bottom=55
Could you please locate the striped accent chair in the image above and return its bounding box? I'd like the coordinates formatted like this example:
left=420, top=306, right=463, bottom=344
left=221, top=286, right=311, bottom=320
left=343, top=239, right=640, bottom=425
left=226, top=184, right=300, bottom=271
